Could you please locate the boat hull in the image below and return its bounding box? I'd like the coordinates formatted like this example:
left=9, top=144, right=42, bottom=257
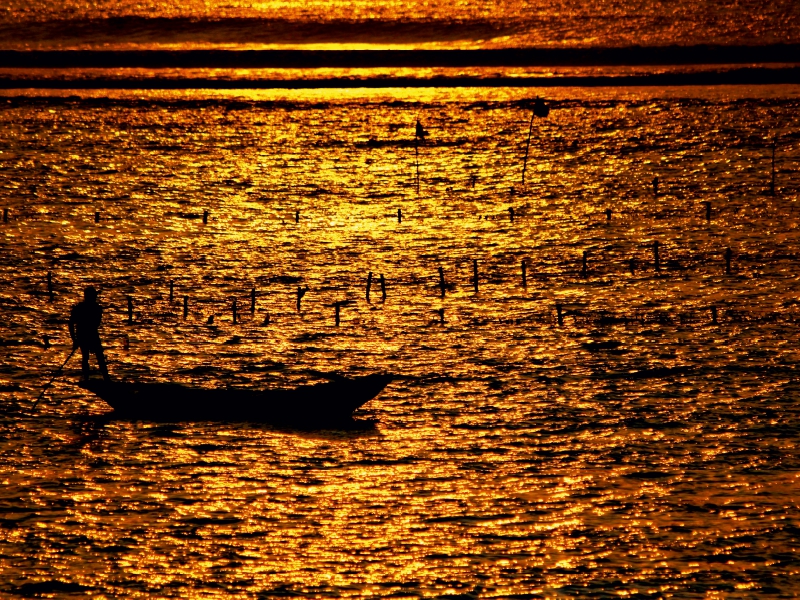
left=81, top=374, right=394, bottom=423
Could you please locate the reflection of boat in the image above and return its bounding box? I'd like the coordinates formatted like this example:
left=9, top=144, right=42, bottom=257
left=358, top=137, right=469, bottom=149
left=80, top=374, right=394, bottom=423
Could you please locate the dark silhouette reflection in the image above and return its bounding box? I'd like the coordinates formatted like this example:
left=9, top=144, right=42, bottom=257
left=64, top=415, right=113, bottom=449
left=262, top=416, right=380, bottom=436
left=69, top=286, right=110, bottom=382
left=109, top=410, right=380, bottom=433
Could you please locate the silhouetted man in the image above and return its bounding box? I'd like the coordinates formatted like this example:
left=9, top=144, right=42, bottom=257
left=69, top=286, right=110, bottom=382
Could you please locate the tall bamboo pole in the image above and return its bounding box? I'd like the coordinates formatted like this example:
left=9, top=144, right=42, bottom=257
left=521, top=111, right=535, bottom=186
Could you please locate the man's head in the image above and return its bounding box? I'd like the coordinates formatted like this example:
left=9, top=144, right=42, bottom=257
left=84, top=286, right=97, bottom=302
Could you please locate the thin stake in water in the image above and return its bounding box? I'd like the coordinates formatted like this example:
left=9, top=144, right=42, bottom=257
left=297, top=286, right=308, bottom=312
left=521, top=260, right=527, bottom=288
left=653, top=241, right=660, bottom=272
left=333, top=300, right=349, bottom=326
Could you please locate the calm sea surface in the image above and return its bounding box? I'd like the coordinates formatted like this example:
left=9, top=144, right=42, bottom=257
left=1, top=0, right=799, bottom=50
left=1, top=85, right=799, bottom=597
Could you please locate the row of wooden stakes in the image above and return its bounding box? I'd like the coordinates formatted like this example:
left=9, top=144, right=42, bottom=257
left=39, top=240, right=736, bottom=312
left=1, top=208, right=210, bottom=225
left=1, top=198, right=773, bottom=227
left=84, top=293, right=787, bottom=330
left=36, top=254, right=753, bottom=331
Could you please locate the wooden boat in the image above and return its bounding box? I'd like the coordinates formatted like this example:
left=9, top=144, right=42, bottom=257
left=80, top=373, right=394, bottom=423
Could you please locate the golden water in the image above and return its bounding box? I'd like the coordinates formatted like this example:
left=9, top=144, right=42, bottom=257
left=2, top=0, right=799, bottom=49
left=1, top=85, right=800, bottom=596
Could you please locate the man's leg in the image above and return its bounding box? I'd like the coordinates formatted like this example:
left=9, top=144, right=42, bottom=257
left=94, top=344, right=111, bottom=382
left=80, top=346, right=90, bottom=381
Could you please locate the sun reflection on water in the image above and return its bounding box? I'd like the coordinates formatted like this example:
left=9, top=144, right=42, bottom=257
left=0, top=84, right=798, bottom=595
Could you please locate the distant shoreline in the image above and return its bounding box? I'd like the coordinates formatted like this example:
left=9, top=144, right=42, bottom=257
left=0, top=68, right=797, bottom=89
left=2, top=46, right=799, bottom=69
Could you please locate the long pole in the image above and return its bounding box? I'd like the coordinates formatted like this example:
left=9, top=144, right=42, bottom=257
left=415, top=138, right=420, bottom=194
left=31, top=347, right=76, bottom=410
left=521, top=110, right=535, bottom=186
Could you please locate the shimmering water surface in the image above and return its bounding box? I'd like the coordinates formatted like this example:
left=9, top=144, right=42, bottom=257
left=2, top=85, right=800, bottom=597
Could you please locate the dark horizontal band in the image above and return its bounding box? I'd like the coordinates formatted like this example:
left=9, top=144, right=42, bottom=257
left=1, top=46, right=799, bottom=69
